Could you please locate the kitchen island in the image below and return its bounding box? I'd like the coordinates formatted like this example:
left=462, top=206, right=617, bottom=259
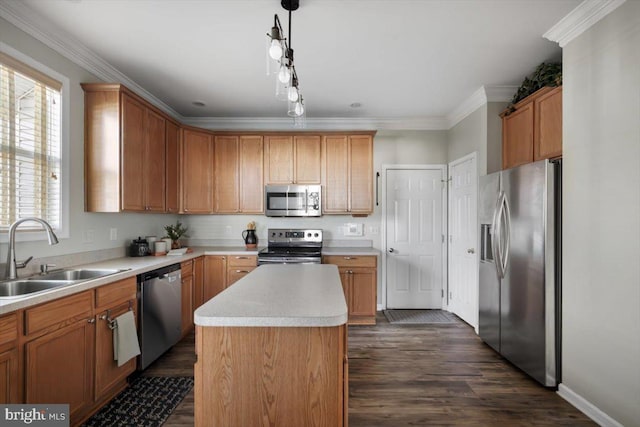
left=194, top=264, right=348, bottom=427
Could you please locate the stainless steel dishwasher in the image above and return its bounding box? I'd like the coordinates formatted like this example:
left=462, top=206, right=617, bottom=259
left=138, top=263, right=182, bottom=370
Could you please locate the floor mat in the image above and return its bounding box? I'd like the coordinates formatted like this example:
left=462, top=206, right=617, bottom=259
left=83, top=376, right=193, bottom=427
left=384, top=309, right=457, bottom=324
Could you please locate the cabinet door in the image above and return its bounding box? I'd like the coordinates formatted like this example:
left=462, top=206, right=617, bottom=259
left=534, top=86, right=562, bottom=161
left=338, top=268, right=350, bottom=308
left=214, top=136, right=240, bottom=213
left=193, top=256, right=205, bottom=310
left=240, top=136, right=264, bottom=212
left=294, top=135, right=321, bottom=184
left=264, top=136, right=294, bottom=184
left=323, top=136, right=349, bottom=213
left=349, top=268, right=376, bottom=319
left=203, top=256, right=227, bottom=302
left=121, top=93, right=145, bottom=211
left=181, top=274, right=194, bottom=336
left=95, top=301, right=136, bottom=399
left=165, top=121, right=180, bottom=213
left=502, top=102, right=534, bottom=170
left=0, top=349, right=18, bottom=403
left=181, top=129, right=214, bottom=213
left=349, top=135, right=373, bottom=214
left=144, top=109, right=166, bottom=211
left=26, top=320, right=95, bottom=421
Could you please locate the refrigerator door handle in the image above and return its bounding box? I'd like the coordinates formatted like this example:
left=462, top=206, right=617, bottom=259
left=492, top=191, right=506, bottom=279
left=501, top=194, right=511, bottom=276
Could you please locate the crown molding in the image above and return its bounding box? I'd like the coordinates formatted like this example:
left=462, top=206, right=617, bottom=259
left=181, top=116, right=450, bottom=131
left=543, top=0, right=626, bottom=47
left=445, top=85, right=516, bottom=128
left=0, top=0, right=183, bottom=121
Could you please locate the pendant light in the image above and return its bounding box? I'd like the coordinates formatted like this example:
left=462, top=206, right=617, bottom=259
left=266, top=0, right=305, bottom=119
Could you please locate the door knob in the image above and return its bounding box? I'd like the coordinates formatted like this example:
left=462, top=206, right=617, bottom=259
left=388, top=248, right=395, bottom=253
left=467, top=248, right=475, bottom=254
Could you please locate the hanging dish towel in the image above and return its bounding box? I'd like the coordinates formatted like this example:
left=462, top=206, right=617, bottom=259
left=113, top=311, right=141, bottom=367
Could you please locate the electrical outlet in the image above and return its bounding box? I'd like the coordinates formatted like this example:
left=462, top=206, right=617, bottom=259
left=369, top=226, right=379, bottom=235
left=110, top=228, right=117, bottom=241
left=83, top=229, right=94, bottom=243
left=225, top=226, right=232, bottom=235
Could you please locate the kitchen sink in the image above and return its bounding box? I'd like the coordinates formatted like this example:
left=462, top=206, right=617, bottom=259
left=35, top=268, right=124, bottom=281
left=0, top=279, right=76, bottom=298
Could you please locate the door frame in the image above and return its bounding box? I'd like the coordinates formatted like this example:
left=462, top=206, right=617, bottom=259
left=381, top=164, right=448, bottom=310
left=447, top=151, right=479, bottom=330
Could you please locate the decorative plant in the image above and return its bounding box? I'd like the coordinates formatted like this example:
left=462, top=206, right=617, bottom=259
left=247, top=221, right=256, bottom=230
left=504, top=62, right=562, bottom=115
left=164, top=221, right=189, bottom=242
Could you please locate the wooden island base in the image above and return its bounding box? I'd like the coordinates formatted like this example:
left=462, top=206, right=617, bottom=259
left=195, top=325, right=348, bottom=427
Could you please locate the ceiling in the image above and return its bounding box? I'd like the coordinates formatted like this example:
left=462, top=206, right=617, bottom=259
left=7, top=0, right=580, bottom=127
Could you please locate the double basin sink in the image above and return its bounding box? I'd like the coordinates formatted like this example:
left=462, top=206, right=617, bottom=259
left=0, top=268, right=128, bottom=299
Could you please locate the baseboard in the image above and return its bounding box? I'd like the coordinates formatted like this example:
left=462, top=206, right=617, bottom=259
left=377, top=304, right=384, bottom=311
left=557, top=384, right=624, bottom=427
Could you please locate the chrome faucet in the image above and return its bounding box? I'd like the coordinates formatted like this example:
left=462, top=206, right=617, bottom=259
left=5, top=218, right=59, bottom=280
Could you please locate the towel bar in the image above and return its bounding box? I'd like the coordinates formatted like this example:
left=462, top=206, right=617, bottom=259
left=100, top=300, right=134, bottom=330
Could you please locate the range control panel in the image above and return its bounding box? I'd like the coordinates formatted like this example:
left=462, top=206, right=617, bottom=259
left=267, top=228, right=323, bottom=246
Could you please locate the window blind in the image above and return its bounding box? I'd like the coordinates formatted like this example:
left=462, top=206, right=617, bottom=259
left=0, top=53, right=61, bottom=230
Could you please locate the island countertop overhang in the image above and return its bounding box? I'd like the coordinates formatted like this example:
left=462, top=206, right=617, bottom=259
left=194, top=264, right=348, bottom=327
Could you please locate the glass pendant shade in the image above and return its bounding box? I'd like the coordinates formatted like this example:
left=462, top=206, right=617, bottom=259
left=269, top=39, right=283, bottom=60
left=287, top=85, right=299, bottom=102
left=277, top=63, right=291, bottom=83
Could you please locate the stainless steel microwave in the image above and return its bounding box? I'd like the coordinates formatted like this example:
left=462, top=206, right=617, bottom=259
left=264, top=185, right=321, bottom=217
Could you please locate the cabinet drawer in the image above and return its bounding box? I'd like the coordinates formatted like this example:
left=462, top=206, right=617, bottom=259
left=95, top=277, right=137, bottom=310
left=0, top=314, right=18, bottom=347
left=227, top=255, right=257, bottom=267
left=323, top=255, right=377, bottom=268
left=25, top=291, right=93, bottom=336
left=181, top=260, right=193, bottom=278
left=227, top=266, right=257, bottom=285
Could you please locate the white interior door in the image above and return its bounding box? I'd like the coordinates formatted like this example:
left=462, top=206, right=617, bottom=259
left=385, top=168, right=444, bottom=309
left=447, top=153, right=478, bottom=328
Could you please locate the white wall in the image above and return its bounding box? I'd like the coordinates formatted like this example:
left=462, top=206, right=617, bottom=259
left=0, top=17, right=177, bottom=264
left=561, top=2, right=640, bottom=425
left=486, top=102, right=507, bottom=174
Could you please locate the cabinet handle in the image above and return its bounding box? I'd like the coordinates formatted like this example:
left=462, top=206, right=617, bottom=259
left=344, top=257, right=356, bottom=260
left=221, top=256, right=226, bottom=260
left=235, top=256, right=249, bottom=259
left=348, top=270, right=353, bottom=274
left=235, top=270, right=250, bottom=273
left=87, top=318, right=96, bottom=324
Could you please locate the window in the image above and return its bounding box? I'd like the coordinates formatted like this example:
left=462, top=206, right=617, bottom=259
left=0, top=51, right=62, bottom=231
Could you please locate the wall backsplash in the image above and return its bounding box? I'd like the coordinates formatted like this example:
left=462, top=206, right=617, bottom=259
left=181, top=214, right=383, bottom=249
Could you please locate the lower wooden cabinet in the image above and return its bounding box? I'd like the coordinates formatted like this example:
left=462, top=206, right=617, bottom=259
left=181, top=272, right=194, bottom=337
left=324, top=255, right=377, bottom=325
left=0, top=349, right=18, bottom=403
left=93, top=278, right=137, bottom=405
left=0, top=312, right=18, bottom=404
left=204, top=255, right=227, bottom=301
left=25, top=318, right=95, bottom=421
left=226, top=255, right=257, bottom=286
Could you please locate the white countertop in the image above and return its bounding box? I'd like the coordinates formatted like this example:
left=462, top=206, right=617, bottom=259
left=194, top=264, right=348, bottom=328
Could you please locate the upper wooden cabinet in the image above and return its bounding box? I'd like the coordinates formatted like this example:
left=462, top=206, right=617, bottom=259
left=501, top=86, right=562, bottom=170
left=165, top=121, right=180, bottom=213
left=323, top=135, right=374, bottom=215
left=214, top=135, right=264, bottom=213
left=82, top=84, right=167, bottom=212
left=181, top=128, right=214, bottom=214
left=264, top=135, right=321, bottom=184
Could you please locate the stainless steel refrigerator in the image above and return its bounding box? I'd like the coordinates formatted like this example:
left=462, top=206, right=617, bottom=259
left=478, top=159, right=561, bottom=387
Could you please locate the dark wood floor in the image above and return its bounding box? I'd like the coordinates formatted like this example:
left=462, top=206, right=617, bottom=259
left=144, top=313, right=595, bottom=426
